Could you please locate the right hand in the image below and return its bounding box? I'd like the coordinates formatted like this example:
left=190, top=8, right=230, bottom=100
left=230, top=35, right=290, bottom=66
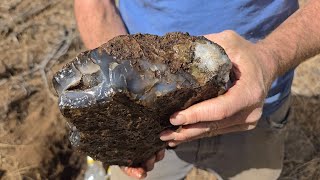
left=159, top=30, right=278, bottom=146
left=121, top=149, right=165, bottom=179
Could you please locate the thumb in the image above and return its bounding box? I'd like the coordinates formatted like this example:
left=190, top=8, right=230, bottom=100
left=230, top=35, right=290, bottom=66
left=204, top=30, right=241, bottom=51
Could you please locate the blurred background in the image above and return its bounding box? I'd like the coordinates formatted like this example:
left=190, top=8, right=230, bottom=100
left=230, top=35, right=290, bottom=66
left=0, top=0, right=319, bottom=179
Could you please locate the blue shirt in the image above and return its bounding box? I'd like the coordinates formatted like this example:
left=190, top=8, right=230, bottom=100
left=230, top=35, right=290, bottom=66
left=118, top=0, right=299, bottom=116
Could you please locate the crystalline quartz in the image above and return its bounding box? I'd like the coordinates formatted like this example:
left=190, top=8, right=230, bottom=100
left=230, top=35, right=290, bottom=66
left=52, top=32, right=232, bottom=166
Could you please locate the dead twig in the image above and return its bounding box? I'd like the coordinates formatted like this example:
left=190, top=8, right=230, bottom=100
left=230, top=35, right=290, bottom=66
left=0, top=0, right=59, bottom=35
left=0, top=143, right=29, bottom=148
left=6, top=164, right=38, bottom=180
left=0, top=34, right=74, bottom=103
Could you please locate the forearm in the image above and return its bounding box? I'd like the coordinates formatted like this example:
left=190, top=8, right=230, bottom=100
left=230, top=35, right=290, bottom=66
left=256, top=0, right=320, bottom=78
left=74, top=0, right=127, bottom=49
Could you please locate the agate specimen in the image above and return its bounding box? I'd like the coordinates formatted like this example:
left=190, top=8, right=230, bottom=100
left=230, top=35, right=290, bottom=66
left=52, top=32, right=232, bottom=166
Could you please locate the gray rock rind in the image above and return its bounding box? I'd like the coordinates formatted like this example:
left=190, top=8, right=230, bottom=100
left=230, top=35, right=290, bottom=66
left=52, top=32, right=232, bottom=166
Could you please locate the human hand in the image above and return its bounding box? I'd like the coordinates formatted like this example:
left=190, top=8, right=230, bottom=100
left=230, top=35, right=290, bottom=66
left=160, top=30, right=279, bottom=147
left=121, top=149, right=165, bottom=179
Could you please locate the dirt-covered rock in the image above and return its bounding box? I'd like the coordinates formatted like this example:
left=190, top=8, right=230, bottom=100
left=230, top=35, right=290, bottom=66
left=52, top=32, right=232, bottom=166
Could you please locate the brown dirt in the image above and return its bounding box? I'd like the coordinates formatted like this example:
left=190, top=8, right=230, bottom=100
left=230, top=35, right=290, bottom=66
left=103, top=32, right=224, bottom=73
left=0, top=0, right=319, bottom=179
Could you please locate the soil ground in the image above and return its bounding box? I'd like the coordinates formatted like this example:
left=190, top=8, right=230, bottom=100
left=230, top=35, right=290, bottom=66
left=0, top=0, right=319, bottom=179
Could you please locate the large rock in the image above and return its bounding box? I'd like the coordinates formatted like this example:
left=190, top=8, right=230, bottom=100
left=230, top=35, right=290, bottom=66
left=52, top=32, right=232, bottom=167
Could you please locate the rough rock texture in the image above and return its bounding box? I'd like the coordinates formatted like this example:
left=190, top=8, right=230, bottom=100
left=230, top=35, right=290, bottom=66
left=52, top=32, right=232, bottom=167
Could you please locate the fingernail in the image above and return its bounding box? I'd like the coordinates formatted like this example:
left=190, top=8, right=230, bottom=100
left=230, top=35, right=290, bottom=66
left=133, top=169, right=145, bottom=179
left=168, top=142, right=177, bottom=147
left=138, top=171, right=147, bottom=179
left=136, top=172, right=142, bottom=179
left=170, top=113, right=186, bottom=125
left=141, top=172, right=147, bottom=179
left=159, top=131, right=174, bottom=141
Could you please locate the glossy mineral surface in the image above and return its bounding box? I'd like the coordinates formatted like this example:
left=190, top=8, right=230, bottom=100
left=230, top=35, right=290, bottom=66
left=52, top=32, right=232, bottom=166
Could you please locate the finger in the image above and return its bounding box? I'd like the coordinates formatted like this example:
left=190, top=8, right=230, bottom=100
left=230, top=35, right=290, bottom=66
left=168, top=122, right=257, bottom=147
left=173, top=81, right=253, bottom=125
left=160, top=129, right=175, bottom=141
left=170, top=82, right=251, bottom=126
left=155, top=149, right=165, bottom=162
left=143, top=155, right=156, bottom=171
left=162, top=110, right=255, bottom=141
left=172, top=109, right=262, bottom=142
left=161, top=119, right=234, bottom=141
left=121, top=166, right=146, bottom=179
left=204, top=30, right=242, bottom=50
left=162, top=122, right=218, bottom=142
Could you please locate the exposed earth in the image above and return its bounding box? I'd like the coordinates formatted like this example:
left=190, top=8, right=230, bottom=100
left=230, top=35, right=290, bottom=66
left=0, top=0, right=319, bottom=179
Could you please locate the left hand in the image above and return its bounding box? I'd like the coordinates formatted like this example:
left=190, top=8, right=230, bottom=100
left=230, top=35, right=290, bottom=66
left=159, top=30, right=279, bottom=147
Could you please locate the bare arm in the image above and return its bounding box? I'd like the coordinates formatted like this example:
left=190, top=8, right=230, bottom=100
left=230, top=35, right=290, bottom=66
left=257, top=0, right=320, bottom=77
left=74, top=0, right=127, bottom=49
